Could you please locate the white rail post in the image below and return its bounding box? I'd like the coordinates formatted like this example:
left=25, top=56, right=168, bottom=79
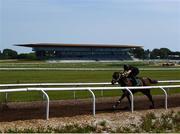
left=40, top=89, right=50, bottom=120
left=87, top=88, right=96, bottom=116
left=101, top=84, right=105, bottom=97
left=42, top=85, right=46, bottom=100
left=101, top=90, right=104, bottom=97
left=5, top=92, right=8, bottom=103
left=167, top=82, right=170, bottom=95
left=4, top=86, right=9, bottom=104
left=159, top=86, right=168, bottom=110
left=74, top=85, right=79, bottom=99
left=73, top=91, right=76, bottom=99
left=125, top=87, right=134, bottom=113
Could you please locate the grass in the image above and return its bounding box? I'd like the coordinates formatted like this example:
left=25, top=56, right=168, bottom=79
left=0, top=60, right=180, bottom=102
left=0, top=70, right=180, bottom=84
left=3, top=124, right=96, bottom=133
left=0, top=70, right=112, bottom=83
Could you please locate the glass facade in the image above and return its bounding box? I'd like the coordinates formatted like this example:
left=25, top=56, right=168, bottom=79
left=33, top=46, right=132, bottom=60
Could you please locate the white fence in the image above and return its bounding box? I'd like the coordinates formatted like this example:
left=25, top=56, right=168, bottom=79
left=1, top=80, right=180, bottom=87
left=0, top=80, right=180, bottom=120
left=1, top=80, right=180, bottom=100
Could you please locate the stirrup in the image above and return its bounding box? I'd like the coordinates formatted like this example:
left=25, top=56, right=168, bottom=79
left=136, top=79, right=141, bottom=86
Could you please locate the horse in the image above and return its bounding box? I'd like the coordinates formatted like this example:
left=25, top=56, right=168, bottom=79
left=111, top=72, right=158, bottom=109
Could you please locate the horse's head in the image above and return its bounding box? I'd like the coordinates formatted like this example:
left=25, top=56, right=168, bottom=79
left=111, top=72, right=131, bottom=86
left=111, top=72, right=124, bottom=85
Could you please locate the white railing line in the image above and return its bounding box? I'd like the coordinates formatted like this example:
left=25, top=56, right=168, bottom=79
left=0, top=83, right=110, bottom=87
left=1, top=85, right=180, bottom=92
left=0, top=88, right=27, bottom=92
left=0, top=84, right=179, bottom=120
left=158, top=80, right=180, bottom=83
left=26, top=85, right=180, bottom=91
left=1, top=80, right=180, bottom=87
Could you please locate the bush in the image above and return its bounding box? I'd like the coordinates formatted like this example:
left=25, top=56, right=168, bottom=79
left=17, top=53, right=37, bottom=60
left=3, top=124, right=95, bottom=133
left=116, top=111, right=180, bottom=133
left=2, top=49, right=18, bottom=59
left=1, top=111, right=180, bottom=133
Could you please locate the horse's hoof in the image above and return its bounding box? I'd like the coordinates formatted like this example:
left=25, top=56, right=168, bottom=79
left=112, top=105, right=116, bottom=110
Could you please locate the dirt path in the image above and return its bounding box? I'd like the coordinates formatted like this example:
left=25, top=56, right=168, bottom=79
left=0, top=94, right=179, bottom=122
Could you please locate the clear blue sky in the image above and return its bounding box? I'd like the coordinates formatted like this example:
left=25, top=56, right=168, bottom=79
left=1, top=0, right=180, bottom=53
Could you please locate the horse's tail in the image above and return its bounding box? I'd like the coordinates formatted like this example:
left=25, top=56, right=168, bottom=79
left=148, top=78, right=158, bottom=84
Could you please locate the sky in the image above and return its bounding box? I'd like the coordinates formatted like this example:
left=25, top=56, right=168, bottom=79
left=0, top=0, right=180, bottom=53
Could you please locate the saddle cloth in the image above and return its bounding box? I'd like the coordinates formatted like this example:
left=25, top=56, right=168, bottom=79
left=136, top=79, right=142, bottom=86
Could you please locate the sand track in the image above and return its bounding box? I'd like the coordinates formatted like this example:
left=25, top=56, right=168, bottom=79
left=0, top=94, right=179, bottom=122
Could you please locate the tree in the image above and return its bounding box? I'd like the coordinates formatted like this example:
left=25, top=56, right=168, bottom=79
left=150, top=48, right=171, bottom=59
left=17, top=53, right=37, bottom=60
left=159, top=48, right=171, bottom=59
left=132, top=48, right=145, bottom=59
left=150, top=49, right=160, bottom=59
left=0, top=50, right=3, bottom=59
left=3, top=49, right=18, bottom=59
left=144, top=49, right=150, bottom=59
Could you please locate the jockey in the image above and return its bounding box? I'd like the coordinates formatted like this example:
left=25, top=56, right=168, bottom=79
left=123, top=64, right=139, bottom=86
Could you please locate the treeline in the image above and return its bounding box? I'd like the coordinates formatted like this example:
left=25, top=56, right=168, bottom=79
left=131, top=48, right=180, bottom=60
left=0, top=49, right=36, bottom=60
left=0, top=48, right=180, bottom=60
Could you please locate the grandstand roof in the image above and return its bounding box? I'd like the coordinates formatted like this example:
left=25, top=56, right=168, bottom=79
left=15, top=43, right=143, bottom=49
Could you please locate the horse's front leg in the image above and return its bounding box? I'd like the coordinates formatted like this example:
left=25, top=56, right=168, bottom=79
left=113, top=91, right=126, bottom=109
left=143, top=90, right=155, bottom=109
left=116, top=92, right=132, bottom=110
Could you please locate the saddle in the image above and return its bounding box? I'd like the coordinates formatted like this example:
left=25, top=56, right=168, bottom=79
left=129, top=77, right=142, bottom=86
left=122, top=72, right=141, bottom=86
left=135, top=78, right=142, bottom=86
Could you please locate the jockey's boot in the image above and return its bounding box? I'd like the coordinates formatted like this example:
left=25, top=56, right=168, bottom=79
left=131, top=77, right=138, bottom=86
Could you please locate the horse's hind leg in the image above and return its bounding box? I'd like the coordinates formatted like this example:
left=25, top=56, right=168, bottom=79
left=113, top=92, right=126, bottom=109
left=143, top=90, right=154, bottom=109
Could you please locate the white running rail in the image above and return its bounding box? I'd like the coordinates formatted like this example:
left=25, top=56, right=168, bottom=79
left=1, top=80, right=180, bottom=101
left=1, top=80, right=179, bottom=101
left=0, top=84, right=180, bottom=120
left=0, top=80, right=180, bottom=87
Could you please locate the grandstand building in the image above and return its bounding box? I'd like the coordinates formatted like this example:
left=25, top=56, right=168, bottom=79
left=16, top=43, right=142, bottom=60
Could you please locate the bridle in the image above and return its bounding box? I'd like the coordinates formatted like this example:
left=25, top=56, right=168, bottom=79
left=112, top=72, right=127, bottom=84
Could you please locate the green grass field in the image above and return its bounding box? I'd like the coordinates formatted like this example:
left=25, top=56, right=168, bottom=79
left=0, top=70, right=180, bottom=83
left=0, top=61, right=180, bottom=102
